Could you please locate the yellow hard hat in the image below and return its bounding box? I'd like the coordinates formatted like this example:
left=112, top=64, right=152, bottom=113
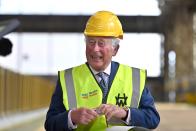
left=84, top=11, right=123, bottom=39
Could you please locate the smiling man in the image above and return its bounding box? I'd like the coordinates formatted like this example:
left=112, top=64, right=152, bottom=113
left=45, top=11, right=160, bottom=131
left=85, top=36, right=119, bottom=72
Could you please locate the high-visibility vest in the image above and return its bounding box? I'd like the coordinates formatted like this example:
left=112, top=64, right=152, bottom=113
left=59, top=64, right=146, bottom=131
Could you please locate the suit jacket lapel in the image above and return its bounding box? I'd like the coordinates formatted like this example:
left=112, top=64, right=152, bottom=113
left=108, top=61, right=119, bottom=89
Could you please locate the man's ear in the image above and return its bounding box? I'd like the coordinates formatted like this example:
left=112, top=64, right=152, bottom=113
left=112, top=45, right=119, bottom=56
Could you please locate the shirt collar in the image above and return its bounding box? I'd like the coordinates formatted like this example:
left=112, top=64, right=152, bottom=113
left=89, top=63, right=111, bottom=76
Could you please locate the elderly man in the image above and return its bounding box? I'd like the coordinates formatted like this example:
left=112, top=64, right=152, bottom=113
left=45, top=10, right=160, bottom=131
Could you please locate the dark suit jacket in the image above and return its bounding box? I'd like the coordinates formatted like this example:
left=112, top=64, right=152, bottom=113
left=45, top=61, right=160, bottom=131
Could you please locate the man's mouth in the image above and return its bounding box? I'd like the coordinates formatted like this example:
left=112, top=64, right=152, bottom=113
left=91, top=55, right=103, bottom=61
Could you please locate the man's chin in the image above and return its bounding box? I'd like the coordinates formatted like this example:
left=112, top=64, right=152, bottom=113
left=91, top=64, right=104, bottom=71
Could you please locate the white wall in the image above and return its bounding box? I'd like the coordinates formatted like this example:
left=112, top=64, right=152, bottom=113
left=0, top=33, right=162, bottom=77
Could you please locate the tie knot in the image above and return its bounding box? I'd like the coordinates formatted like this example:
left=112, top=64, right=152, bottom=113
left=97, top=72, right=105, bottom=78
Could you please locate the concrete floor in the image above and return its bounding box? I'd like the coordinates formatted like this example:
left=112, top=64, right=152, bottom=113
left=0, top=108, right=46, bottom=131
left=1, top=103, right=196, bottom=131
left=155, top=103, right=196, bottom=131
left=2, top=117, right=45, bottom=131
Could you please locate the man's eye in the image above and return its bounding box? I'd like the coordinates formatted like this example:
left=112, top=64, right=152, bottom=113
left=89, top=40, right=96, bottom=44
left=98, top=41, right=105, bottom=47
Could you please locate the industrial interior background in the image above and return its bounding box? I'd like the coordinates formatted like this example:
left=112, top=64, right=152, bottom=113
left=0, top=0, right=196, bottom=131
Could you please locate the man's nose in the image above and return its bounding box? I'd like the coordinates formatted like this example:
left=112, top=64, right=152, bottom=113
left=93, top=43, right=101, bottom=51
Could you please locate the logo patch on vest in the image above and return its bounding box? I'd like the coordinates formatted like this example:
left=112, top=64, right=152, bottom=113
left=81, top=90, right=98, bottom=99
left=115, top=93, right=128, bottom=107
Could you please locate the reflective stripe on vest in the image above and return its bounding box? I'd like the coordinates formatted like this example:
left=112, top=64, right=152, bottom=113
left=131, top=67, right=140, bottom=108
left=65, top=68, right=77, bottom=109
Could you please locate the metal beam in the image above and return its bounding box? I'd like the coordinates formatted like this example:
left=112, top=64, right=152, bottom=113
left=0, top=15, right=162, bottom=33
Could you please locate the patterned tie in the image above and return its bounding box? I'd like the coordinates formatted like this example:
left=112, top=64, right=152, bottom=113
left=97, top=72, right=108, bottom=98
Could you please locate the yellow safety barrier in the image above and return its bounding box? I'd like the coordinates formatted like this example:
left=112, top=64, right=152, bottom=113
left=0, top=67, right=55, bottom=116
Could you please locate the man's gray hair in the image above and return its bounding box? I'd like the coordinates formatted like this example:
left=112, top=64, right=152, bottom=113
left=111, top=38, right=120, bottom=47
